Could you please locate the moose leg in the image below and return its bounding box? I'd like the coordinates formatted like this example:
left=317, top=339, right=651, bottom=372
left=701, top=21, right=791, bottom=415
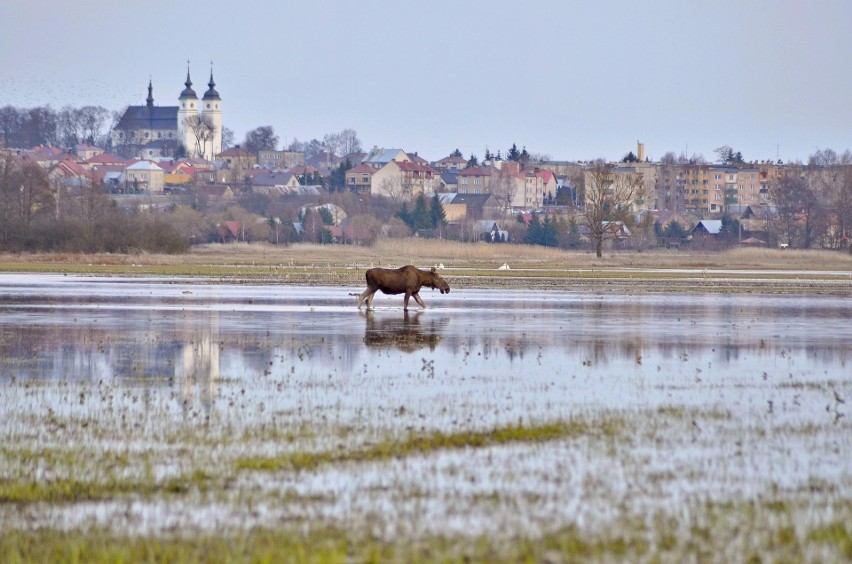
left=357, top=287, right=374, bottom=309
left=365, top=290, right=376, bottom=310
left=413, top=292, right=427, bottom=309
left=403, top=292, right=412, bottom=310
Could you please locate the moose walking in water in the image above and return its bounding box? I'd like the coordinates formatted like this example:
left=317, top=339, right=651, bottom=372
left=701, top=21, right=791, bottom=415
left=357, top=265, right=450, bottom=310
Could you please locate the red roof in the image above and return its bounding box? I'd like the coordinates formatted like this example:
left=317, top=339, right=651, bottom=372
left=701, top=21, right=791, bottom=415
left=395, top=161, right=435, bottom=173
left=223, top=221, right=241, bottom=237
left=217, top=147, right=252, bottom=158
left=458, top=165, right=494, bottom=177
left=52, top=159, right=89, bottom=177
left=86, top=153, right=126, bottom=166
left=290, top=165, right=319, bottom=175
left=348, top=163, right=375, bottom=174
left=536, top=169, right=555, bottom=183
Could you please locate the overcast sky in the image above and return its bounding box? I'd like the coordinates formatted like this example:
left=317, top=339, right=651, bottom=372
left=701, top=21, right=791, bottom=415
left=2, top=0, right=850, bottom=163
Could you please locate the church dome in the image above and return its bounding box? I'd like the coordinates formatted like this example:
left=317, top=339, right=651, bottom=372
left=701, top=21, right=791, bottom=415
left=203, top=70, right=220, bottom=100
left=179, top=68, right=197, bottom=99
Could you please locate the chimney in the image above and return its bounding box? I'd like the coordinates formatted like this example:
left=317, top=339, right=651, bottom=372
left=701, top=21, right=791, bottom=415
left=637, top=141, right=645, bottom=162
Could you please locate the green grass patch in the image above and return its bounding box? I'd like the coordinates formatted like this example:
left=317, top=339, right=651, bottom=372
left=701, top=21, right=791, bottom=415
left=235, top=418, right=621, bottom=472
left=0, top=470, right=214, bottom=504
left=4, top=499, right=852, bottom=563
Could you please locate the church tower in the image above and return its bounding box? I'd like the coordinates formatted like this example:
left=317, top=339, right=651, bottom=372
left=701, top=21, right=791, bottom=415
left=177, top=64, right=199, bottom=157
left=201, top=64, right=222, bottom=161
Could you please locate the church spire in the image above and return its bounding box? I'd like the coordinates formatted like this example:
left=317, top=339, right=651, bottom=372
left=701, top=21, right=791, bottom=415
left=146, top=78, right=154, bottom=108
left=203, top=61, right=220, bottom=100
left=179, top=60, right=197, bottom=99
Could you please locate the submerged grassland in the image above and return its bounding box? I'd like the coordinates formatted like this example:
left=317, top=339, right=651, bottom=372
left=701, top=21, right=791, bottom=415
left=1, top=240, right=851, bottom=294
left=1, top=361, right=850, bottom=562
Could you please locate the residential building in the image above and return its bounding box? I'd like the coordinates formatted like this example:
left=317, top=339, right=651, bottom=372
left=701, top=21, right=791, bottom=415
left=250, top=170, right=302, bottom=195
left=457, top=165, right=494, bottom=195
left=257, top=149, right=304, bottom=170
left=443, top=193, right=503, bottom=221
left=74, top=144, right=103, bottom=160
left=361, top=147, right=409, bottom=169
left=345, top=163, right=375, bottom=194
left=124, top=160, right=165, bottom=193
left=370, top=160, right=440, bottom=200
left=433, top=155, right=468, bottom=172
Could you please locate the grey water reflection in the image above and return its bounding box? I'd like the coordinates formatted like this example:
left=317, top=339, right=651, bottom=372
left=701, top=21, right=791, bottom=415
left=363, top=310, right=449, bottom=352
left=0, top=274, right=850, bottom=398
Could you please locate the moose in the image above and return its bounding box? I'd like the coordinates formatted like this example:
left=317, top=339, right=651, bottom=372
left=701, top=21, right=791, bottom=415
left=356, top=265, right=450, bottom=310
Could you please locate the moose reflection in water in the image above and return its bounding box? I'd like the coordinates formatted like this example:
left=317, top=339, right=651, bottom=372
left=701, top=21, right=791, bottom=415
left=357, top=265, right=450, bottom=310
left=362, top=311, right=449, bottom=353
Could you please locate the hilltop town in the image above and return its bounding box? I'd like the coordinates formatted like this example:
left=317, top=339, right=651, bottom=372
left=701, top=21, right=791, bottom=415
left=1, top=74, right=850, bottom=255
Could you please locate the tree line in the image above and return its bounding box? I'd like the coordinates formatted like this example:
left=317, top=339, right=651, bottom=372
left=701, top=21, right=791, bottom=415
left=0, top=104, right=115, bottom=149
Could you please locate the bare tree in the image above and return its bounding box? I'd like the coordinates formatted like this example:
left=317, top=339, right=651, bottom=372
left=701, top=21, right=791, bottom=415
left=184, top=114, right=216, bottom=159
left=581, top=159, right=644, bottom=258
left=378, top=176, right=412, bottom=203
left=242, top=126, right=279, bottom=155
left=769, top=168, right=824, bottom=248
left=338, top=129, right=362, bottom=156
left=0, top=106, right=22, bottom=147
left=79, top=106, right=110, bottom=146
left=490, top=167, right=519, bottom=213
left=322, top=132, right=342, bottom=158
left=220, top=127, right=235, bottom=151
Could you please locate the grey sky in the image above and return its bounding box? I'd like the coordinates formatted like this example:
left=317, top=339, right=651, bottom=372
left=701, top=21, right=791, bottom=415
left=2, top=0, right=850, bottom=163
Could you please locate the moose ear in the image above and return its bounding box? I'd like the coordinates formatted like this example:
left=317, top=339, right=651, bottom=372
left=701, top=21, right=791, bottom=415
left=431, top=267, right=437, bottom=273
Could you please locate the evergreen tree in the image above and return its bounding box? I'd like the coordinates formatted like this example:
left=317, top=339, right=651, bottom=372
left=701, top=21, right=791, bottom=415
left=411, top=193, right=432, bottom=230
left=430, top=194, right=447, bottom=228
left=467, top=153, right=479, bottom=167
left=524, top=215, right=559, bottom=247
left=396, top=202, right=411, bottom=228
left=451, top=148, right=463, bottom=158
left=524, top=215, right=542, bottom=245
left=663, top=220, right=688, bottom=239
left=720, top=216, right=740, bottom=243
left=484, top=148, right=493, bottom=161
left=318, top=207, right=334, bottom=225
left=329, top=158, right=352, bottom=192
left=507, top=143, right=521, bottom=162
left=520, top=146, right=530, bottom=164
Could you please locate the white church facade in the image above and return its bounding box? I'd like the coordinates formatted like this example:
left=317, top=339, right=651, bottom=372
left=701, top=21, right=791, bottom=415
left=112, top=66, right=222, bottom=161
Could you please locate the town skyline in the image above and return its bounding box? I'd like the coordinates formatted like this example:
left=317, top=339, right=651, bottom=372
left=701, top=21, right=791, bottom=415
left=2, top=0, right=850, bottom=164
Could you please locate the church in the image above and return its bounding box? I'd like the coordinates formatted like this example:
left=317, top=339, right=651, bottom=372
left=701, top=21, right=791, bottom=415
left=112, top=65, right=222, bottom=161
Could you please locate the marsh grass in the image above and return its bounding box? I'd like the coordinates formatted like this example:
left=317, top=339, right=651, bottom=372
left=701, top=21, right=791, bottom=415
left=0, top=470, right=215, bottom=504
left=234, top=418, right=619, bottom=472
left=2, top=499, right=850, bottom=563
left=1, top=239, right=850, bottom=275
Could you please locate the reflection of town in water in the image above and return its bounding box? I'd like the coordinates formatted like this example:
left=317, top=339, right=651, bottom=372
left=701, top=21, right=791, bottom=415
left=0, top=277, right=849, bottom=395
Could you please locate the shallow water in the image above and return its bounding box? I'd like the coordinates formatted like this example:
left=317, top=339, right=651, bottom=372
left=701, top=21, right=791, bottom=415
left=1, top=272, right=850, bottom=540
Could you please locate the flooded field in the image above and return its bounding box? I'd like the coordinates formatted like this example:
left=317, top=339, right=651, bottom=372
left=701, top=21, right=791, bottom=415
left=1, top=272, right=851, bottom=561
